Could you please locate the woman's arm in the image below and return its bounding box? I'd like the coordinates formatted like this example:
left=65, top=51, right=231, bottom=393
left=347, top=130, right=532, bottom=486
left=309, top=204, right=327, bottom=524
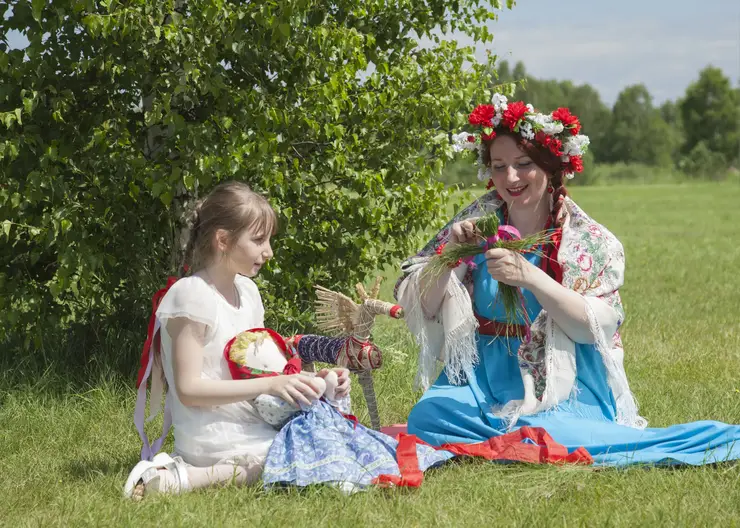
left=415, top=219, right=479, bottom=318
left=485, top=248, right=619, bottom=344
left=168, top=318, right=322, bottom=408
left=417, top=268, right=453, bottom=319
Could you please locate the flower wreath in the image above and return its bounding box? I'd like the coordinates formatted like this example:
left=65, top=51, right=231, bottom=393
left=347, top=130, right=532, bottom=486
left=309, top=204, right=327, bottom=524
left=451, top=93, right=590, bottom=182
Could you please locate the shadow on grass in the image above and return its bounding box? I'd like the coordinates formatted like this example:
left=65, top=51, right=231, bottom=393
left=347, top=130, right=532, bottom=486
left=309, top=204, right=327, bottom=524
left=64, top=456, right=141, bottom=481
left=1, top=316, right=145, bottom=397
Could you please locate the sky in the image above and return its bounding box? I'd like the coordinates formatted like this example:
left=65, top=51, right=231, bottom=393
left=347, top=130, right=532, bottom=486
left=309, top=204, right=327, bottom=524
left=5, top=0, right=739, bottom=106
left=475, top=0, right=739, bottom=105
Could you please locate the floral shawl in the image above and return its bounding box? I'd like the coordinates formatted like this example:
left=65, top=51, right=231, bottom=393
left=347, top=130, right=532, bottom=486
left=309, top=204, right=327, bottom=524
left=395, top=190, right=647, bottom=430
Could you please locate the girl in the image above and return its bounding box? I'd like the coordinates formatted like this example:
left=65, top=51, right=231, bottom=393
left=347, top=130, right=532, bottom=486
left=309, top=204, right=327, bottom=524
left=124, top=181, right=351, bottom=497
left=124, top=181, right=448, bottom=498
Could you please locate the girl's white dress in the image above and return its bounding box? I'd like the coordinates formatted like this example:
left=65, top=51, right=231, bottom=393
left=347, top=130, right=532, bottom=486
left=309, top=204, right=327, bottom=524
left=156, top=274, right=277, bottom=467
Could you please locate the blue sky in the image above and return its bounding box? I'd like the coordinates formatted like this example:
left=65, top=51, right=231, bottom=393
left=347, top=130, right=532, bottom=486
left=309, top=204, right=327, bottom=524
left=478, top=0, right=739, bottom=105
left=5, top=0, right=738, bottom=106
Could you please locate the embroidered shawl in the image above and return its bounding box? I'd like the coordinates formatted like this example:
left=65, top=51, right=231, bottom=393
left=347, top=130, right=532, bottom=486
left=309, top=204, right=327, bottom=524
left=395, top=190, right=647, bottom=430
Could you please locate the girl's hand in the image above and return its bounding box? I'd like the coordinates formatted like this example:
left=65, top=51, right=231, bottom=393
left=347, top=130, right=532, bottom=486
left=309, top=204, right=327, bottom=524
left=318, top=368, right=351, bottom=399
left=484, top=248, right=540, bottom=289
left=268, top=374, right=322, bottom=407
left=448, top=220, right=479, bottom=247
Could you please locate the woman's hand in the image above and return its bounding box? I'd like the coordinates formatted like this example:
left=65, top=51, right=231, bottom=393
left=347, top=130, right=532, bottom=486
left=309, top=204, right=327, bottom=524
left=484, top=248, right=541, bottom=289
left=448, top=220, right=480, bottom=247
left=268, top=374, right=323, bottom=407
left=318, top=368, right=351, bottom=399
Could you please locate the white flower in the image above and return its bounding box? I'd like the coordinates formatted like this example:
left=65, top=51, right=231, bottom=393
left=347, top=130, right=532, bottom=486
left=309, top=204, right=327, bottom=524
left=526, top=104, right=534, bottom=113
left=492, top=93, right=508, bottom=111
left=542, top=121, right=564, bottom=135
left=561, top=154, right=571, bottom=163
left=477, top=165, right=492, bottom=181
left=529, top=112, right=563, bottom=135
left=492, top=112, right=502, bottom=127
left=519, top=121, right=535, bottom=140
left=562, top=134, right=590, bottom=156
left=451, top=131, right=478, bottom=152
left=530, top=113, right=547, bottom=125
left=476, top=145, right=490, bottom=181
left=564, top=172, right=575, bottom=180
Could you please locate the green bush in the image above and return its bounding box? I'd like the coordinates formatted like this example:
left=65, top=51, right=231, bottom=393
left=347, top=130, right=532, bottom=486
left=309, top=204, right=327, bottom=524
left=0, top=1, right=513, bottom=368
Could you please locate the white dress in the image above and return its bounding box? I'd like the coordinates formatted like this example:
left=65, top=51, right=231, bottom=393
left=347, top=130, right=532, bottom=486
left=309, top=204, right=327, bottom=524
left=156, top=274, right=278, bottom=467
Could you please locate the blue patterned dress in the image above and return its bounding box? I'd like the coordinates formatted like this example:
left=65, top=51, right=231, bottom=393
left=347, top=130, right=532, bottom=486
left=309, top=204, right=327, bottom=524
left=407, top=250, right=740, bottom=466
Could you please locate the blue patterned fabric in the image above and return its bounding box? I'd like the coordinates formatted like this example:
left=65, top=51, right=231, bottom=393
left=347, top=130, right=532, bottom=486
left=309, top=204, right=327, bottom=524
left=262, top=400, right=452, bottom=489
left=295, top=335, right=344, bottom=364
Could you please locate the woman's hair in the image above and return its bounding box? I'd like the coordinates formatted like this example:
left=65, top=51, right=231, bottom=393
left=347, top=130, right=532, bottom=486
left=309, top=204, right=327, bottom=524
left=482, top=131, right=568, bottom=226
left=181, top=181, right=277, bottom=274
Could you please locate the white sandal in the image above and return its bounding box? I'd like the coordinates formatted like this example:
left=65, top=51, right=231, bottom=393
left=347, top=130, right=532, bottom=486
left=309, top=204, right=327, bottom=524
left=123, top=453, right=190, bottom=500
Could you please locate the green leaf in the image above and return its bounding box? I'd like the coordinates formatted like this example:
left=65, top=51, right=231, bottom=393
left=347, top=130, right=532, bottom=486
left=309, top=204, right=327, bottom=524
left=278, top=23, right=291, bottom=37
left=32, top=0, right=44, bottom=22
left=2, top=220, right=10, bottom=239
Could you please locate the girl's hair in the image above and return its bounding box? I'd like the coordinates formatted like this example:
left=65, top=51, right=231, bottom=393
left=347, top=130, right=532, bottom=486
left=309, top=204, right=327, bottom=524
left=482, top=131, right=568, bottom=226
left=181, top=181, right=277, bottom=275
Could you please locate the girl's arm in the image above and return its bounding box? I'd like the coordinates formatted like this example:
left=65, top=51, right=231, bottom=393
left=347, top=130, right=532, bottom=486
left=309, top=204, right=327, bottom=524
left=168, top=318, right=322, bottom=408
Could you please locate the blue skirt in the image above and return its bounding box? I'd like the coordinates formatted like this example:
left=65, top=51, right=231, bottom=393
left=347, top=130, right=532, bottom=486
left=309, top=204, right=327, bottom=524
left=262, top=400, right=452, bottom=489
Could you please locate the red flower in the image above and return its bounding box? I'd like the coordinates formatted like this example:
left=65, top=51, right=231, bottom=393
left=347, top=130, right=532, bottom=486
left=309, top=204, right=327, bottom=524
left=467, top=135, right=475, bottom=143
left=552, top=107, right=581, bottom=135
left=469, top=104, right=496, bottom=127
left=568, top=155, right=584, bottom=173
left=503, top=101, right=528, bottom=130
left=548, top=138, right=563, bottom=157
left=535, top=131, right=554, bottom=150
left=482, top=130, right=496, bottom=141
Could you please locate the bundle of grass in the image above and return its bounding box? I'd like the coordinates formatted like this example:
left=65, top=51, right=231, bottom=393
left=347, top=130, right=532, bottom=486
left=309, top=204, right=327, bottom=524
left=424, top=212, right=554, bottom=332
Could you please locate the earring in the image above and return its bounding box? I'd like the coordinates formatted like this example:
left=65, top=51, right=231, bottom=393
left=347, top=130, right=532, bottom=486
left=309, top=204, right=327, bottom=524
left=547, top=184, right=554, bottom=194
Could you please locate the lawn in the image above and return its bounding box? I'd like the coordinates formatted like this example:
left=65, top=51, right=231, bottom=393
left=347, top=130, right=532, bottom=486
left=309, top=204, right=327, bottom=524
left=3, top=182, right=740, bottom=527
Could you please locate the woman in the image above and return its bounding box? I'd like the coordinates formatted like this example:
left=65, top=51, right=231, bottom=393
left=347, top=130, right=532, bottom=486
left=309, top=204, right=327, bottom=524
left=395, top=95, right=740, bottom=466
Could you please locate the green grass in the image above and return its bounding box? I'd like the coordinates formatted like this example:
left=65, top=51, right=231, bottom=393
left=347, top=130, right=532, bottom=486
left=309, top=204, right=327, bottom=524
left=3, top=182, right=740, bottom=526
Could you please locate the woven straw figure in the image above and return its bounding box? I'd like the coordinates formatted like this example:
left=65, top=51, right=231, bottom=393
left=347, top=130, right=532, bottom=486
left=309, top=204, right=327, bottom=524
left=313, top=277, right=404, bottom=429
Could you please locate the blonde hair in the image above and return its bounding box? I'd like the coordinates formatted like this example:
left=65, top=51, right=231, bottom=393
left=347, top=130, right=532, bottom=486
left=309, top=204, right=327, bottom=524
left=181, top=181, right=277, bottom=274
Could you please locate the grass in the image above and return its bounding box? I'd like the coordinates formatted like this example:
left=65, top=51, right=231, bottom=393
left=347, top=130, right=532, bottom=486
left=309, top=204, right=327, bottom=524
left=3, top=182, right=740, bottom=526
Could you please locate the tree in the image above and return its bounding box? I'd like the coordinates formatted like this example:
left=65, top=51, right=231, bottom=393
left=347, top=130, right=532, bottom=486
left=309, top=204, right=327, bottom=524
left=603, top=84, right=674, bottom=166
left=0, top=0, right=513, bottom=354
left=680, top=66, right=739, bottom=166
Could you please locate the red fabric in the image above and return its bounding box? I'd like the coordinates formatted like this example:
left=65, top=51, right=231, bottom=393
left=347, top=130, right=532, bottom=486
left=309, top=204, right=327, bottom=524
left=373, top=433, right=424, bottom=488
left=136, top=276, right=179, bottom=388
left=389, top=305, right=403, bottom=319
left=341, top=413, right=360, bottom=429
left=380, top=424, right=408, bottom=436
left=541, top=226, right=563, bottom=284
left=372, top=427, right=593, bottom=488
left=283, top=357, right=302, bottom=375
left=474, top=314, right=528, bottom=338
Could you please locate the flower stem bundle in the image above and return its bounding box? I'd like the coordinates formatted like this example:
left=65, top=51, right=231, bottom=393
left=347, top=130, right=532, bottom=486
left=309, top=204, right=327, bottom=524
left=425, top=212, right=554, bottom=330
